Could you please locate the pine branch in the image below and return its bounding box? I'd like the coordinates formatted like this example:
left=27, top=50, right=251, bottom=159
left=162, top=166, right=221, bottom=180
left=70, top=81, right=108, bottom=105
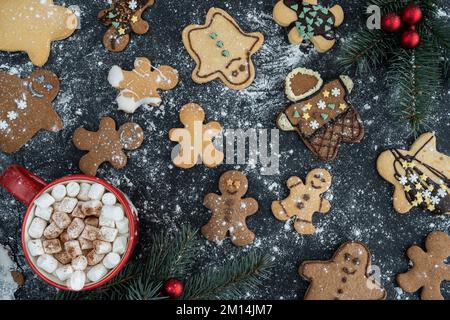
left=182, top=251, right=274, bottom=300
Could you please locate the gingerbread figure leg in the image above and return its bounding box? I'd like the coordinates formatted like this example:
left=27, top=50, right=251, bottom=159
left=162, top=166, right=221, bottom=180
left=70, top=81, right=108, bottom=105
left=329, top=5, right=345, bottom=27
left=294, top=216, right=316, bottom=235
left=201, top=216, right=228, bottom=243
left=287, top=28, right=304, bottom=45
left=116, top=89, right=140, bottom=114
left=79, top=152, right=103, bottom=177
left=319, top=198, right=331, bottom=213
left=27, top=41, right=51, bottom=67
left=231, top=225, right=255, bottom=247
left=272, top=1, right=298, bottom=27
left=310, top=35, right=336, bottom=53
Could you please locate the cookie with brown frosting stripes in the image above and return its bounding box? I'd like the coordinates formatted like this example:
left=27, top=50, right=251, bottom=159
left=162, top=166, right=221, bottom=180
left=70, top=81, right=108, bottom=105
left=182, top=7, right=264, bottom=90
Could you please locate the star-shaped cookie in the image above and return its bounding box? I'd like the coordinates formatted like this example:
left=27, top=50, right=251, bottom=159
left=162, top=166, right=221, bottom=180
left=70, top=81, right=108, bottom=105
left=182, top=7, right=264, bottom=90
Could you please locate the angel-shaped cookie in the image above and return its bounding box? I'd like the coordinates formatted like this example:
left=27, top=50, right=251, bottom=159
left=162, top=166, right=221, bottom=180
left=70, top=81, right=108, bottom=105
left=377, top=132, right=449, bottom=214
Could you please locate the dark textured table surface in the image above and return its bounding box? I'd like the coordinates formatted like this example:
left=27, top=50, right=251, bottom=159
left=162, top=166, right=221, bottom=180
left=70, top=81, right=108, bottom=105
left=0, top=0, right=449, bottom=300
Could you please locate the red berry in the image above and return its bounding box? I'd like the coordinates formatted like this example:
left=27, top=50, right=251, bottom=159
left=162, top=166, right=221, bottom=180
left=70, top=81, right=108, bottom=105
left=402, top=4, right=422, bottom=25
left=381, top=13, right=402, bottom=33
left=163, top=278, right=184, bottom=299
left=401, top=30, right=420, bottom=49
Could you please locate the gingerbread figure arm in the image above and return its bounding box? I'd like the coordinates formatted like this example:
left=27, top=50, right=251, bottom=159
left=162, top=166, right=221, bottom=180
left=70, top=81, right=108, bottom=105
left=204, top=121, right=222, bottom=135
left=203, top=193, right=221, bottom=210
left=241, top=198, right=259, bottom=216
left=73, top=128, right=98, bottom=151
left=318, top=198, right=331, bottom=213
left=130, top=1, right=155, bottom=35
left=397, top=246, right=427, bottom=294
left=299, top=261, right=324, bottom=280
left=329, top=5, right=345, bottom=26
left=27, top=40, right=51, bottom=68
left=155, top=65, right=179, bottom=91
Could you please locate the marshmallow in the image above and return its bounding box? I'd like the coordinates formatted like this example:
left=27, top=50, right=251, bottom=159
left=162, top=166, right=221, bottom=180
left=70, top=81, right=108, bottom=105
left=80, top=225, right=99, bottom=241
left=99, top=214, right=115, bottom=228
left=77, top=183, right=91, bottom=201
left=64, top=240, right=82, bottom=259
left=115, top=218, right=129, bottom=234
left=43, top=239, right=62, bottom=254
left=28, top=217, right=47, bottom=239
left=71, top=202, right=86, bottom=219
left=34, top=193, right=55, bottom=208
left=82, top=200, right=102, bottom=217
left=67, top=218, right=85, bottom=239
left=55, top=265, right=73, bottom=281
left=59, top=231, right=70, bottom=244
left=43, top=222, right=63, bottom=239
left=88, top=183, right=105, bottom=200
left=79, top=238, right=93, bottom=250
left=93, top=240, right=112, bottom=255
left=51, top=184, right=67, bottom=202
left=101, top=205, right=124, bottom=221
left=113, top=236, right=128, bottom=255
left=71, top=255, right=88, bottom=271
left=34, top=206, right=53, bottom=221
left=84, top=217, right=99, bottom=227
left=68, top=271, right=86, bottom=291
left=52, top=211, right=71, bottom=229
left=36, top=254, right=58, bottom=273
left=103, top=252, right=121, bottom=269
left=27, top=239, right=44, bottom=257
left=87, top=264, right=108, bottom=282
left=101, top=193, right=117, bottom=206
left=98, top=227, right=118, bottom=242
left=66, top=182, right=81, bottom=197
left=54, top=251, right=72, bottom=265
left=59, top=197, right=78, bottom=213
left=86, top=250, right=105, bottom=266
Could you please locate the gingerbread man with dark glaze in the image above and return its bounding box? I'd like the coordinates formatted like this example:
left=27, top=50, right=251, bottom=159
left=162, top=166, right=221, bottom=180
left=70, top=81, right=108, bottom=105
left=272, top=169, right=331, bottom=235
left=98, top=0, right=155, bottom=52
left=397, top=231, right=450, bottom=300
left=299, top=241, right=386, bottom=300
left=73, top=117, right=144, bottom=176
left=202, top=171, right=259, bottom=247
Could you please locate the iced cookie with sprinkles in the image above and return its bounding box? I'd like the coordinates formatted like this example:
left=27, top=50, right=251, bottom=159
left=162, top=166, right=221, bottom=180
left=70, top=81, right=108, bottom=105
left=0, top=70, right=63, bottom=153
left=182, top=7, right=264, bottom=90
left=277, top=68, right=364, bottom=161
left=377, top=132, right=449, bottom=215
left=98, top=0, right=155, bottom=52
left=0, top=0, right=77, bottom=66
left=273, top=0, right=344, bottom=53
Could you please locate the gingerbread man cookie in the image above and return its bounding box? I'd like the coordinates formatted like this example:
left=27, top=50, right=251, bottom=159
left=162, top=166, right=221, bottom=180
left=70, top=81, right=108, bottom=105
left=169, top=103, right=223, bottom=169
left=397, top=231, right=450, bottom=300
left=0, top=70, right=63, bottom=153
left=271, top=169, right=331, bottom=235
left=73, top=117, right=144, bottom=176
left=277, top=68, right=364, bottom=161
left=202, top=171, right=259, bottom=247
left=299, top=241, right=386, bottom=300
left=98, top=0, right=155, bottom=52
left=182, top=7, right=264, bottom=90
left=377, top=132, right=449, bottom=215
left=0, top=0, right=77, bottom=66
left=108, top=57, right=179, bottom=114
left=273, top=0, right=344, bottom=53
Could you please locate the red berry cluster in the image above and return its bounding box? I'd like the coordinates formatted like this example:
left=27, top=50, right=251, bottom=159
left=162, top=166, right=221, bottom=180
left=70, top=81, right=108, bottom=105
left=381, top=3, right=422, bottom=49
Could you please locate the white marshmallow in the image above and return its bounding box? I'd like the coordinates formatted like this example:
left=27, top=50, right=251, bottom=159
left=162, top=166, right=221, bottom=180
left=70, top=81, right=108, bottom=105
left=34, top=193, right=55, bottom=208
left=36, top=254, right=58, bottom=273
left=79, top=238, right=93, bottom=250
left=103, top=252, right=121, bottom=269
left=87, top=264, right=108, bottom=282
left=64, top=240, right=82, bottom=259
left=59, top=197, right=78, bottom=213
left=101, top=193, right=117, bottom=206
left=43, top=222, right=63, bottom=239
left=112, top=236, right=127, bottom=254
left=43, top=239, right=62, bottom=254
left=67, top=218, right=85, bottom=239
left=51, top=184, right=67, bottom=202
left=86, top=250, right=104, bottom=266
left=34, top=206, right=53, bottom=221
left=54, top=251, right=72, bottom=265
left=27, top=239, right=44, bottom=256
left=99, top=214, right=115, bottom=228
left=55, top=265, right=73, bottom=281
left=82, top=200, right=102, bottom=217
left=52, top=211, right=71, bottom=229
left=72, top=255, right=88, bottom=271
left=80, top=225, right=99, bottom=241
left=101, top=205, right=124, bottom=221
left=84, top=217, right=99, bottom=227
left=115, top=218, right=129, bottom=234
left=88, top=183, right=106, bottom=200
left=98, top=227, right=118, bottom=242
left=77, top=183, right=91, bottom=201
left=28, top=217, right=47, bottom=239
left=93, top=240, right=112, bottom=255
left=66, top=182, right=81, bottom=197
left=68, top=271, right=86, bottom=291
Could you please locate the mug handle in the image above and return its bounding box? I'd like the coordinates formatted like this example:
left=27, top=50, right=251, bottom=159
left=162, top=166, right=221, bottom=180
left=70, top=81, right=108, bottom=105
left=0, top=165, right=48, bottom=206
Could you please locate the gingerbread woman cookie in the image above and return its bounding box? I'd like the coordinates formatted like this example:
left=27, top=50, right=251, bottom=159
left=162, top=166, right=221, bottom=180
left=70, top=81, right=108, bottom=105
left=0, top=70, right=63, bottom=153
left=271, top=169, right=331, bottom=235
left=98, top=0, right=155, bottom=52
left=108, top=57, right=179, bottom=114
left=73, top=117, right=144, bottom=176
left=397, top=231, right=450, bottom=300
left=277, top=68, right=364, bottom=161
left=0, top=0, right=77, bottom=66
left=202, top=171, right=259, bottom=247
left=377, top=132, right=449, bottom=215
left=299, top=241, right=386, bottom=300
left=273, top=0, right=344, bottom=53
left=182, top=7, right=264, bottom=90
left=169, top=103, right=223, bottom=169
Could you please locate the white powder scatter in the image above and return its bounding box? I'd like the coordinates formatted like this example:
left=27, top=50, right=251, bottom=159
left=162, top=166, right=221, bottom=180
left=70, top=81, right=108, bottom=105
left=0, top=245, right=19, bottom=300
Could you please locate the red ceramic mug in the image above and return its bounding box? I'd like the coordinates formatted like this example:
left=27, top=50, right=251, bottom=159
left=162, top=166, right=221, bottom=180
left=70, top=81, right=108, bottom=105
left=0, top=164, right=139, bottom=291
